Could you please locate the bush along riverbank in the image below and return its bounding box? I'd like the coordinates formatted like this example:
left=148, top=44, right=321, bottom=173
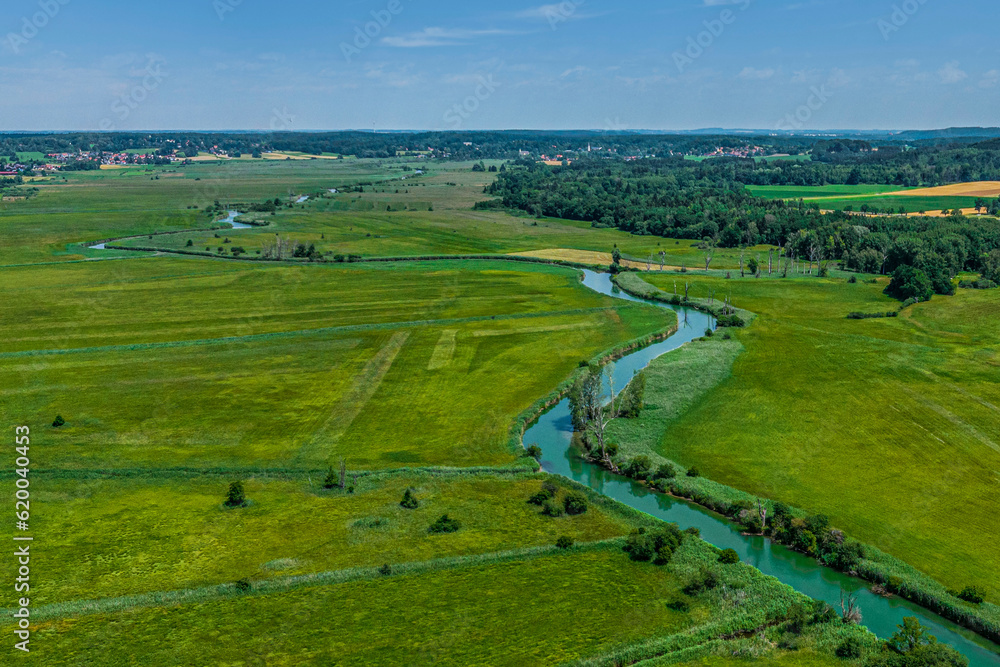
left=580, top=271, right=1000, bottom=648
left=612, top=270, right=755, bottom=328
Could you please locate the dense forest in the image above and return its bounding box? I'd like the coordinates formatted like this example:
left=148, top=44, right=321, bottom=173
left=479, top=159, right=1000, bottom=298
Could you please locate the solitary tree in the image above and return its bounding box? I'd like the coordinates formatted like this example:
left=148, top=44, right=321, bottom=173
left=224, top=481, right=246, bottom=508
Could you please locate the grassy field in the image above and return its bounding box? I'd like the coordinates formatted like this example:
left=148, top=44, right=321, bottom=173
left=12, top=539, right=874, bottom=666
left=746, top=184, right=980, bottom=213
left=0, top=258, right=672, bottom=470
left=642, top=271, right=1000, bottom=602
left=746, top=184, right=908, bottom=198
left=4, top=158, right=763, bottom=270
left=27, top=473, right=640, bottom=605
left=0, top=156, right=968, bottom=664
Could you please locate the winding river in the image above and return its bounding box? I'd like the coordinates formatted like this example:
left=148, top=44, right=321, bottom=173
left=523, top=270, right=1000, bottom=666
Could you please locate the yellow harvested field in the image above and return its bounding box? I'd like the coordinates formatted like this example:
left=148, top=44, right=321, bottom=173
left=889, top=181, right=1000, bottom=197
left=508, top=248, right=702, bottom=272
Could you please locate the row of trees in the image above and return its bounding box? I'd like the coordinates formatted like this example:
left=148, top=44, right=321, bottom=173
left=483, top=161, right=1000, bottom=298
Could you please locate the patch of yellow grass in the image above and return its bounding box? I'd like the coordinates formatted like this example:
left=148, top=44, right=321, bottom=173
left=889, top=181, right=1000, bottom=197
left=508, top=249, right=703, bottom=272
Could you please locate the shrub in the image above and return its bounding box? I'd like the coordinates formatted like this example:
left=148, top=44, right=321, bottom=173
left=624, top=456, right=652, bottom=480
left=542, top=500, right=565, bottom=517
left=624, top=530, right=655, bottom=562
left=224, top=481, right=246, bottom=508
left=847, top=275, right=858, bottom=284
left=957, top=586, right=985, bottom=604
left=555, top=536, right=574, bottom=549
left=835, top=636, right=863, bottom=659
left=652, top=463, right=676, bottom=480
left=684, top=527, right=700, bottom=538
left=528, top=490, right=550, bottom=506
left=428, top=514, right=461, bottom=534
left=400, top=488, right=419, bottom=509
left=718, top=548, right=740, bottom=564
left=716, top=314, right=745, bottom=328
left=51, top=414, right=65, bottom=428
left=686, top=466, right=700, bottom=478
left=525, top=445, right=542, bottom=459
left=666, top=599, right=690, bottom=612
left=322, top=467, right=337, bottom=489
left=235, top=579, right=252, bottom=593
left=683, top=567, right=720, bottom=595
left=563, top=491, right=588, bottom=515
left=186, top=239, right=193, bottom=247
left=786, top=602, right=809, bottom=634
left=529, top=481, right=558, bottom=505
left=379, top=563, right=392, bottom=576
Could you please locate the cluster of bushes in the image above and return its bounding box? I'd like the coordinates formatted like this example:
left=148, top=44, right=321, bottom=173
left=847, top=311, right=899, bottom=319
left=527, top=481, right=588, bottom=517
left=293, top=243, right=322, bottom=261
left=428, top=514, right=461, bottom=534
left=958, top=278, right=997, bottom=289
left=715, top=314, right=746, bottom=328
left=332, top=254, right=363, bottom=263
left=866, top=617, right=970, bottom=666
left=623, top=524, right=686, bottom=565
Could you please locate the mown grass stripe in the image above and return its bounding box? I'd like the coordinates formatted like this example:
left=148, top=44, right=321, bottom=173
left=0, top=539, right=624, bottom=623
left=0, top=305, right=644, bottom=359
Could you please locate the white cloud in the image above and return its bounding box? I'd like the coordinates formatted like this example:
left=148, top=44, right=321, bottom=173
left=738, top=67, right=775, bottom=80
left=561, top=66, right=588, bottom=78
left=382, top=27, right=516, bottom=48
left=938, top=61, right=968, bottom=85
left=980, top=70, right=1000, bottom=88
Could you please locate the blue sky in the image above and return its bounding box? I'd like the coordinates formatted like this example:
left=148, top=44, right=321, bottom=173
left=1, top=0, right=996, bottom=131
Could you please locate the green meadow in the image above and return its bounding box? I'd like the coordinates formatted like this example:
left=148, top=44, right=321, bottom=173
left=746, top=184, right=978, bottom=213
left=27, top=473, right=638, bottom=605
left=19, top=540, right=870, bottom=666
left=1, top=259, right=671, bottom=470
left=745, top=184, right=908, bottom=199
left=0, top=157, right=987, bottom=664
left=641, top=271, right=1000, bottom=601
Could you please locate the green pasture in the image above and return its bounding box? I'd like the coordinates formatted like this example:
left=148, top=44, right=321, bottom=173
left=15, top=539, right=868, bottom=666
left=0, top=259, right=672, bottom=470
left=643, top=271, right=1000, bottom=602
left=26, top=473, right=637, bottom=605
left=746, top=184, right=908, bottom=199
left=746, top=184, right=979, bottom=213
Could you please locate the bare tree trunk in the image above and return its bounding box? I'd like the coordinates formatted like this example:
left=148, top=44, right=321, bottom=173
left=739, top=248, right=745, bottom=277
left=768, top=248, right=773, bottom=276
